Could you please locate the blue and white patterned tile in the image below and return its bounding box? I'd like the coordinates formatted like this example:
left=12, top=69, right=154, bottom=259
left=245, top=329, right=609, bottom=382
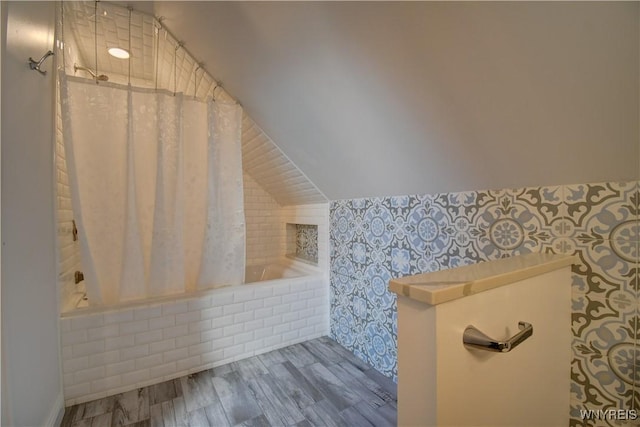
left=571, top=238, right=638, bottom=297
left=565, top=181, right=639, bottom=242
left=571, top=303, right=637, bottom=418
left=474, top=186, right=561, bottom=260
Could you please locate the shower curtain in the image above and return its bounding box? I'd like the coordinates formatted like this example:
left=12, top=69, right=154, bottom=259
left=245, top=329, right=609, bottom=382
left=61, top=74, right=245, bottom=306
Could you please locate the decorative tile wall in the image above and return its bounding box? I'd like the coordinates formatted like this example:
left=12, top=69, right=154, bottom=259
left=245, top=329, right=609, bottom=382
left=329, top=181, right=639, bottom=424
left=296, top=224, right=319, bottom=264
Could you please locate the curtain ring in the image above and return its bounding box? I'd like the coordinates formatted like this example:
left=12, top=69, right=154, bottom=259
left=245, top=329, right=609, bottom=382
left=212, top=84, right=220, bottom=101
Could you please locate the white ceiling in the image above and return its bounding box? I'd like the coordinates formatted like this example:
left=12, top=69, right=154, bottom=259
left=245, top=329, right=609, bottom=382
left=153, top=2, right=638, bottom=200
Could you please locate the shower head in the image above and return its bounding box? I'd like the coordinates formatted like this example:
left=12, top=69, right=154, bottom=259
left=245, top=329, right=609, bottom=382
left=74, top=64, right=109, bottom=81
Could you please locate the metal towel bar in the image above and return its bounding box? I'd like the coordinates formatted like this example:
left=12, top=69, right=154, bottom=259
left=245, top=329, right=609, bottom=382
left=463, top=321, right=533, bottom=353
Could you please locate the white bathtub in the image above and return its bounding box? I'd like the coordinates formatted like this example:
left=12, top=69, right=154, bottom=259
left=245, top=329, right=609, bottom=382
left=59, top=259, right=328, bottom=406
left=245, top=261, right=310, bottom=283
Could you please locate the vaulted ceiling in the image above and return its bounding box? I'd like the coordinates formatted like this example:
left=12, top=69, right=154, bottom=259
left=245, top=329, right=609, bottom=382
left=152, top=2, right=638, bottom=200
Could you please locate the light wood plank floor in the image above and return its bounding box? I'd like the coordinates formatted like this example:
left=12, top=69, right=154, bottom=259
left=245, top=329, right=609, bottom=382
left=61, top=336, right=397, bottom=427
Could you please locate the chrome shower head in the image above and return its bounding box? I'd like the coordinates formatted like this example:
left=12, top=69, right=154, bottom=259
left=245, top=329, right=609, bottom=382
left=74, top=64, right=109, bottom=82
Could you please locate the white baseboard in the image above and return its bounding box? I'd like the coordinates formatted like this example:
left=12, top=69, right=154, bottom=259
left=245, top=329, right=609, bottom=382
left=44, top=392, right=64, bottom=427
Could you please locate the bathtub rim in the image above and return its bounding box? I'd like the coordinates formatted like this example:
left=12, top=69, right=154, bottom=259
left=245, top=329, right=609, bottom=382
left=61, top=258, right=324, bottom=318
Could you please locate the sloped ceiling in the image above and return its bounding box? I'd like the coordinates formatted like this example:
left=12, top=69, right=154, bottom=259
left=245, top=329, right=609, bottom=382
left=154, top=1, right=639, bottom=200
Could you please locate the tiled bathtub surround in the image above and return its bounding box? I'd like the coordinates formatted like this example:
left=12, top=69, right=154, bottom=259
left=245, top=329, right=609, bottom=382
left=329, top=181, right=639, bottom=423
left=60, top=274, right=329, bottom=406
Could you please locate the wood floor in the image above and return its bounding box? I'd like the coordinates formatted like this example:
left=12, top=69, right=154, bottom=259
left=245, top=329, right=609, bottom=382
left=61, top=336, right=398, bottom=427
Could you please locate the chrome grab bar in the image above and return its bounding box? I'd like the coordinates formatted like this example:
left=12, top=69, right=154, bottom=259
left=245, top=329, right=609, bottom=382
left=463, top=321, right=533, bottom=353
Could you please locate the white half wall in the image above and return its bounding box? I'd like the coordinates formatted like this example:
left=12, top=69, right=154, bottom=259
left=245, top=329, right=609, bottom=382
left=1, top=2, right=62, bottom=425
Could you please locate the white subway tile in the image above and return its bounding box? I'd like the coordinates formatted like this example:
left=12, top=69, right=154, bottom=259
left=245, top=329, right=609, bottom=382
left=150, top=338, right=175, bottom=354
left=211, top=336, right=234, bottom=349
left=120, top=344, right=149, bottom=361
left=88, top=350, right=120, bottom=368
left=135, top=353, right=163, bottom=370
left=163, top=324, right=188, bottom=339
left=63, top=356, right=89, bottom=373
left=60, top=318, right=72, bottom=333
left=201, top=306, right=223, bottom=320
left=264, top=335, right=282, bottom=347
left=164, top=347, right=189, bottom=363
left=299, top=325, right=316, bottom=337
left=71, top=314, right=104, bottom=331
left=223, top=324, right=243, bottom=337
left=105, top=335, right=135, bottom=351
left=282, top=312, right=299, bottom=323
left=188, top=319, right=212, bottom=333
left=233, top=331, right=254, bottom=345
left=149, top=315, right=176, bottom=330
left=62, top=346, right=73, bottom=359
left=210, top=293, right=234, bottom=307
left=245, top=339, right=265, bottom=353
left=233, top=289, right=255, bottom=303
left=64, top=372, right=75, bottom=386
left=282, top=293, right=300, bottom=304
left=243, top=319, right=264, bottom=332
left=251, top=306, right=275, bottom=323
left=282, top=330, right=300, bottom=343
left=201, top=328, right=223, bottom=342
left=291, top=318, right=308, bottom=330
left=65, top=383, right=91, bottom=399
left=119, top=319, right=149, bottom=335
left=189, top=342, right=213, bottom=356
left=254, top=287, right=273, bottom=299
left=176, top=333, right=200, bottom=349
left=73, top=340, right=105, bottom=358
left=126, top=368, right=151, bottom=385
left=105, top=359, right=135, bottom=377
left=87, top=324, right=120, bottom=341
left=75, top=366, right=105, bottom=384
left=298, top=307, right=314, bottom=318
left=213, top=315, right=234, bottom=329
left=175, top=311, right=200, bottom=325
left=273, top=284, right=291, bottom=296
left=103, top=310, right=134, bottom=325
left=244, top=299, right=264, bottom=311
left=62, top=329, right=88, bottom=346
left=272, top=304, right=290, bottom=316
left=134, top=306, right=162, bottom=320
left=263, top=296, right=282, bottom=307
left=263, top=315, right=283, bottom=328
left=234, top=311, right=254, bottom=324
left=177, top=355, right=201, bottom=372
left=289, top=300, right=307, bottom=312
left=223, top=344, right=245, bottom=359
left=254, top=326, right=273, bottom=338
left=91, top=374, right=122, bottom=393
left=162, top=302, right=188, bottom=316
left=201, top=349, right=223, bottom=365
left=187, top=296, right=212, bottom=311
left=135, top=329, right=163, bottom=345
left=273, top=324, right=291, bottom=334
left=222, top=303, right=243, bottom=316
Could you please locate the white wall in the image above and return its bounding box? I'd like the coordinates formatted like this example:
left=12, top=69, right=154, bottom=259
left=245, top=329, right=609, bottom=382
left=1, top=2, right=62, bottom=425
left=155, top=2, right=639, bottom=199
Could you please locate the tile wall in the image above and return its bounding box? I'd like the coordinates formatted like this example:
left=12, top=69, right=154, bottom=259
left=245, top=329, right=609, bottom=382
left=295, top=224, right=319, bottom=264
left=329, top=181, right=639, bottom=425
left=60, top=274, right=329, bottom=406
left=244, top=173, right=284, bottom=267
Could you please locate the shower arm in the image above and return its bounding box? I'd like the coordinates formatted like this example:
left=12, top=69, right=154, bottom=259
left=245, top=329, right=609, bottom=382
left=73, top=64, right=109, bottom=81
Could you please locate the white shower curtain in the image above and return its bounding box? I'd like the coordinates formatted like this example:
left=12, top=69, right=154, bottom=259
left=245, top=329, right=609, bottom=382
left=61, top=74, right=245, bottom=306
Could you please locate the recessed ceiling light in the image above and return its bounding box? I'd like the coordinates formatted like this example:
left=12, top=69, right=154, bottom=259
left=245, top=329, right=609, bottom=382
left=108, top=47, right=130, bottom=59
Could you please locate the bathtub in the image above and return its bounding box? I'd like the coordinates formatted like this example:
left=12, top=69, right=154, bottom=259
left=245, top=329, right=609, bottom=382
left=73, top=261, right=312, bottom=309
left=59, top=259, right=329, bottom=406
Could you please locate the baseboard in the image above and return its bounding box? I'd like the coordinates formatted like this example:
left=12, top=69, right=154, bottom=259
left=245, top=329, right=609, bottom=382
left=44, top=392, right=64, bottom=427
